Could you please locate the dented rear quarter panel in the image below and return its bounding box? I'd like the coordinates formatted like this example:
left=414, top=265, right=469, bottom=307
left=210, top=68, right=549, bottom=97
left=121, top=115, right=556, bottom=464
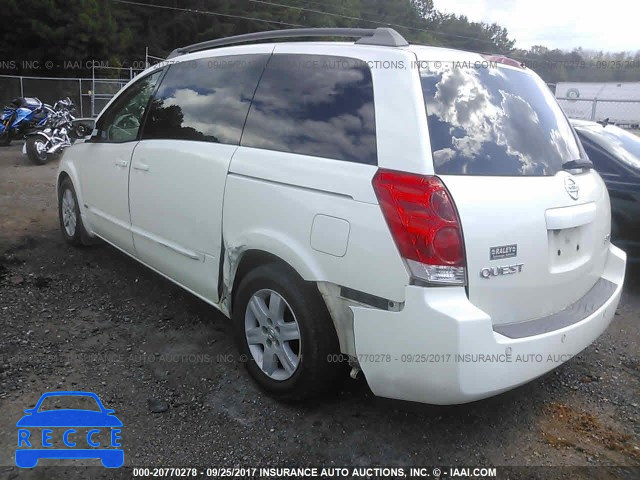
left=221, top=147, right=411, bottom=337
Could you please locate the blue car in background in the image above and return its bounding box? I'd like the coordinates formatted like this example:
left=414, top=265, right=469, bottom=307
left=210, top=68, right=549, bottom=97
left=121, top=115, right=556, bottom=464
left=15, top=391, right=123, bottom=468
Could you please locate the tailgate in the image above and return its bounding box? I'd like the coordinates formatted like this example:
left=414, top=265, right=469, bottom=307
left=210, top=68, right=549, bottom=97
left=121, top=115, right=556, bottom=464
left=442, top=171, right=611, bottom=325
left=416, top=54, right=612, bottom=325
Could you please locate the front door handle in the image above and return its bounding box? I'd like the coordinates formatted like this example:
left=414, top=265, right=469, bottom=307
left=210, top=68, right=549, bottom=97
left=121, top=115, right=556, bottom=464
left=115, top=159, right=128, bottom=167
left=133, top=162, right=149, bottom=171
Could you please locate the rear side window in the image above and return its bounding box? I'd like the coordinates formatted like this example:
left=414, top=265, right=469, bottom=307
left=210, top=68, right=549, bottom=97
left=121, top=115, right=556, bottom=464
left=421, top=64, right=582, bottom=176
left=142, top=54, right=269, bottom=145
left=242, top=54, right=377, bottom=165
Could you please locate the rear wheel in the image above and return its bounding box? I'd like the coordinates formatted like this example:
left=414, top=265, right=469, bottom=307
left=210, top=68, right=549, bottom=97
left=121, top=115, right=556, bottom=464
left=26, top=136, right=49, bottom=164
left=233, top=263, right=342, bottom=401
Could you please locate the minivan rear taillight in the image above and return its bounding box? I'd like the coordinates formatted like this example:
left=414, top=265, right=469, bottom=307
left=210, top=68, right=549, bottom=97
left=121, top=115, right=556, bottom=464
left=372, top=169, right=466, bottom=285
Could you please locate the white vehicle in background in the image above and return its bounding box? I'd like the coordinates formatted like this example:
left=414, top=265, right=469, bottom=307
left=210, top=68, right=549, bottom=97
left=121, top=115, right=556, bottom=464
left=56, top=28, right=626, bottom=405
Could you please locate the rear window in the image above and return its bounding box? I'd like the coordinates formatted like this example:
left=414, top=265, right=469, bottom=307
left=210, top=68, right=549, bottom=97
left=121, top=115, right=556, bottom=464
left=421, top=63, right=581, bottom=176
left=241, top=54, right=377, bottom=165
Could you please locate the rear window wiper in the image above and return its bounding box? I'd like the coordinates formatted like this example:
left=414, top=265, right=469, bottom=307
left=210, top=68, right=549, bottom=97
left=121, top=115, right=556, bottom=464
left=562, top=159, right=593, bottom=170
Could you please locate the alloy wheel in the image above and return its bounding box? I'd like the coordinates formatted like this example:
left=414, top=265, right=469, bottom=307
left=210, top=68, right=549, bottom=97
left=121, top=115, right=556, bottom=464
left=61, top=188, right=77, bottom=237
left=244, top=289, right=301, bottom=381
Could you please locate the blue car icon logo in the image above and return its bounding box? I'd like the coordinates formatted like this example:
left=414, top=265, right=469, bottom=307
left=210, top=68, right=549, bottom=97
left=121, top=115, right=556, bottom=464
left=15, top=391, right=123, bottom=468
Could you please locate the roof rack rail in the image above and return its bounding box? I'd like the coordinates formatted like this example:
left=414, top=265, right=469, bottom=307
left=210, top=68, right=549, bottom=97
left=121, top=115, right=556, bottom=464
left=167, top=27, right=409, bottom=58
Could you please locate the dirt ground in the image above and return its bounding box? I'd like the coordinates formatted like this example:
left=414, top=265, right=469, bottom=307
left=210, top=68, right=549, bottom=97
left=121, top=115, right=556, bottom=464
left=0, top=143, right=638, bottom=479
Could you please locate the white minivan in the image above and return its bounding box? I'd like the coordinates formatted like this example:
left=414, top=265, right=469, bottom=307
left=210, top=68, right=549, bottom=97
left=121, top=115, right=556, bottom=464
left=57, top=28, right=627, bottom=404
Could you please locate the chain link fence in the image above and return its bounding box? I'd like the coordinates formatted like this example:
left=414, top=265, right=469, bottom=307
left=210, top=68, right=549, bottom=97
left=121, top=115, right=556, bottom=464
left=0, top=75, right=88, bottom=117
left=557, top=97, right=640, bottom=127
left=0, top=69, right=143, bottom=118
left=90, top=66, right=144, bottom=117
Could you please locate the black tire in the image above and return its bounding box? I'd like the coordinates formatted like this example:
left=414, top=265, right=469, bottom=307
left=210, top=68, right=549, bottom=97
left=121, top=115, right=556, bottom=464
left=58, top=177, right=90, bottom=246
left=26, top=136, right=49, bottom=165
left=233, top=263, right=342, bottom=401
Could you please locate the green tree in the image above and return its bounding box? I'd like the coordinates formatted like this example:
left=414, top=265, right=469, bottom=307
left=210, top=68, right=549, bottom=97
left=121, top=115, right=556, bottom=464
left=0, top=0, right=128, bottom=76
left=4, top=0, right=637, bottom=84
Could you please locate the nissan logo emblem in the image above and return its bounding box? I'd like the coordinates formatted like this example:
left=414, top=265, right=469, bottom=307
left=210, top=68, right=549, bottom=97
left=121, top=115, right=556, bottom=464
left=564, top=177, right=579, bottom=200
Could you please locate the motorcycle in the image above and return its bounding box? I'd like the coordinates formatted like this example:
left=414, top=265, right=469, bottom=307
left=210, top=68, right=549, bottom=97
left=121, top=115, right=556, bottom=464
left=24, top=97, right=77, bottom=165
left=0, top=97, right=53, bottom=146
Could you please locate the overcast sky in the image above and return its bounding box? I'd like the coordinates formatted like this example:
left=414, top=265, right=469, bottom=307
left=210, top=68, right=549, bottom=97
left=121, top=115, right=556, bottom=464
left=433, top=0, right=638, bottom=52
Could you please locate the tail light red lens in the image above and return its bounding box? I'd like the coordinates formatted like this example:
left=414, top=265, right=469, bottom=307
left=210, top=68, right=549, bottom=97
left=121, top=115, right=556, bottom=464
left=372, top=169, right=466, bottom=285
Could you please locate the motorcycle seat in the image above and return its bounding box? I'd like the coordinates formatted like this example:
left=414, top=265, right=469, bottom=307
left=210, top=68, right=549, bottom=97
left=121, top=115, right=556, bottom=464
left=11, top=97, right=42, bottom=109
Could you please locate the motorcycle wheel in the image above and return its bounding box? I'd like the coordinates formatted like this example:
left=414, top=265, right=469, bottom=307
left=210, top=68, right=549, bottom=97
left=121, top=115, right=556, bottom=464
left=26, top=136, right=49, bottom=165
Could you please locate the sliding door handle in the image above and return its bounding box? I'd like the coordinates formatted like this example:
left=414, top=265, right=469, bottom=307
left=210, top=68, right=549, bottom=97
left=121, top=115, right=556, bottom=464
left=133, top=162, right=149, bottom=171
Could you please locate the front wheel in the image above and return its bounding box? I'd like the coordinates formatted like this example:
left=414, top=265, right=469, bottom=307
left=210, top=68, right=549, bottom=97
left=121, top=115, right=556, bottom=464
left=58, top=177, right=90, bottom=246
left=26, top=136, right=49, bottom=164
left=233, top=263, right=342, bottom=401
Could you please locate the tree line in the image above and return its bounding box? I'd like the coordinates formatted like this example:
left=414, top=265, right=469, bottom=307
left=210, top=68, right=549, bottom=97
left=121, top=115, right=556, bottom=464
left=0, top=0, right=638, bottom=83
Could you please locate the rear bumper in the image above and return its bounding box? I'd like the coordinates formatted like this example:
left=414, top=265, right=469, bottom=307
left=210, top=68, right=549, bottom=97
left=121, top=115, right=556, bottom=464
left=353, top=244, right=626, bottom=405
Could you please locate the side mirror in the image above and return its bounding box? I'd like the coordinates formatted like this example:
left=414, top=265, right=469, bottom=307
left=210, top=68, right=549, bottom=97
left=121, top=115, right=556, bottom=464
left=75, top=125, right=88, bottom=137
left=70, top=118, right=95, bottom=140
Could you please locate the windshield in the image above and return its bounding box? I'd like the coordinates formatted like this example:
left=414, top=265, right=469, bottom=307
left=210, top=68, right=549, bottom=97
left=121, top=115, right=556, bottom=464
left=578, top=125, right=640, bottom=172
left=420, top=63, right=582, bottom=176
left=38, top=395, right=102, bottom=412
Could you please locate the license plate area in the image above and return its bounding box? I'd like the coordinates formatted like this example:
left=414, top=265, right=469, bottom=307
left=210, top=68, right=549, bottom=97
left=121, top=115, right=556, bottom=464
left=547, top=225, right=591, bottom=272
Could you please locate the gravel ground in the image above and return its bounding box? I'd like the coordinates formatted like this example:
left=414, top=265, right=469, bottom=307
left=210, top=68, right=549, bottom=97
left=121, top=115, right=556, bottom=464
left=0, top=143, right=638, bottom=479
